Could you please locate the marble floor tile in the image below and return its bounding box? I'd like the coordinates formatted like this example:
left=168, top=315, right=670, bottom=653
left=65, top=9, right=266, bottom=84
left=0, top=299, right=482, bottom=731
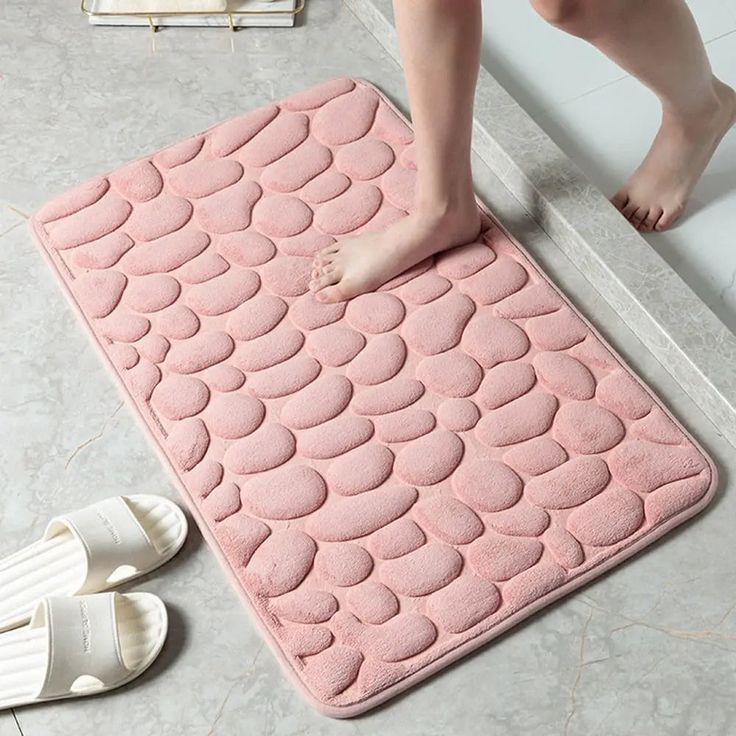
left=687, top=0, right=736, bottom=41
left=479, top=0, right=736, bottom=119
left=480, top=0, right=626, bottom=118
left=2, top=1, right=735, bottom=734
left=0, top=713, right=20, bottom=736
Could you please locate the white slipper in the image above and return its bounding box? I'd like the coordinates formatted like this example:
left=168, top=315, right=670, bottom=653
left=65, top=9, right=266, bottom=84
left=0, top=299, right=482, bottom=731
left=0, top=495, right=187, bottom=632
left=0, top=591, right=167, bottom=710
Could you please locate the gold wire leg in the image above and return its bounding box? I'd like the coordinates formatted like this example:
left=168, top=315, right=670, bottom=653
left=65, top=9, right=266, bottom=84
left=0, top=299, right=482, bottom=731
left=80, top=0, right=305, bottom=26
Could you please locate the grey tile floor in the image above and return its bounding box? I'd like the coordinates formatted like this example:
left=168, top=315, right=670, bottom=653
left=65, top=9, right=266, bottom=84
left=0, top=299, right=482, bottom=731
left=0, top=2, right=734, bottom=734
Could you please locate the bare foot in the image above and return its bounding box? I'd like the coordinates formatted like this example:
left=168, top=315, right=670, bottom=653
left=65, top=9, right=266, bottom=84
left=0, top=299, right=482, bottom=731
left=309, top=202, right=482, bottom=303
left=612, top=77, right=736, bottom=232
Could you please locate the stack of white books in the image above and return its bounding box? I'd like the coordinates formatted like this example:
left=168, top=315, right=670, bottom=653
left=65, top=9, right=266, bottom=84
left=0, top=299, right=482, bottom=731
left=86, top=0, right=299, bottom=28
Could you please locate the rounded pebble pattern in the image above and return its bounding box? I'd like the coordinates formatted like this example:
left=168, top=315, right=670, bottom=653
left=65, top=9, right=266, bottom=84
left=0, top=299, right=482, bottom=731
left=436, top=399, right=480, bottom=432
left=426, top=575, right=501, bottom=634
left=367, top=517, right=425, bottom=559
left=413, top=496, right=483, bottom=545
left=346, top=333, right=406, bottom=385
left=306, top=484, right=417, bottom=542
left=380, top=544, right=463, bottom=597
left=241, top=465, right=326, bottom=520
left=315, top=543, right=374, bottom=587
left=272, top=588, right=339, bottom=624
left=324, top=444, right=395, bottom=496
left=232, top=327, right=304, bottom=371
left=346, top=581, right=399, bottom=625
left=35, top=77, right=715, bottom=715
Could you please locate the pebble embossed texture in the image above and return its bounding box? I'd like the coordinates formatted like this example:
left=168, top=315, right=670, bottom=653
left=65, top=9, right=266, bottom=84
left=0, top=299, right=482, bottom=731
left=30, top=77, right=717, bottom=718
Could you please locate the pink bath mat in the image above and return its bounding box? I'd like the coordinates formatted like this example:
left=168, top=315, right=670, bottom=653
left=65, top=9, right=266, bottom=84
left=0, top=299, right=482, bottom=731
left=30, top=77, right=717, bottom=717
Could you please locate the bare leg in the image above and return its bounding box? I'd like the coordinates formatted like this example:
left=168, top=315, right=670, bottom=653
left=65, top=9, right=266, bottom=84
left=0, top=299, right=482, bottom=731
left=532, top=0, right=736, bottom=231
left=310, top=0, right=483, bottom=303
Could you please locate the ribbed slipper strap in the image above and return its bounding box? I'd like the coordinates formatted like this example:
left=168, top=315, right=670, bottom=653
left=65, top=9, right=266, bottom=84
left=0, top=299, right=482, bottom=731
left=31, top=593, right=129, bottom=699
left=43, top=497, right=161, bottom=593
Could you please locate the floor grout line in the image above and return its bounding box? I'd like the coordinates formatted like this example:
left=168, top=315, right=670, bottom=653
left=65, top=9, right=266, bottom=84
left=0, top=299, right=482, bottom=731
left=4, top=204, right=29, bottom=220
left=705, top=27, right=736, bottom=44
left=537, top=72, right=630, bottom=116
left=11, top=710, right=25, bottom=736
left=499, top=24, right=736, bottom=119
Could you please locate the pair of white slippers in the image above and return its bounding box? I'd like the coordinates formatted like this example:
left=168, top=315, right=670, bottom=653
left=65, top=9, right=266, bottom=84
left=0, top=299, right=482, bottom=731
left=0, top=494, right=188, bottom=710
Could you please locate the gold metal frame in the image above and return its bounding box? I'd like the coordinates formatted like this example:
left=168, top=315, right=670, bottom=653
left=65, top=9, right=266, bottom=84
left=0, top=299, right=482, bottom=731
left=80, top=0, right=305, bottom=32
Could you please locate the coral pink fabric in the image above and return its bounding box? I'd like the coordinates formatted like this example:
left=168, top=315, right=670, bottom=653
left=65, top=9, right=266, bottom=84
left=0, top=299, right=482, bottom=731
left=30, top=77, right=717, bottom=717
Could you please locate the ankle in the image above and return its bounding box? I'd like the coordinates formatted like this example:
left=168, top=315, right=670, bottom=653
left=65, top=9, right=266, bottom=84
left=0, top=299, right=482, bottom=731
left=409, top=200, right=481, bottom=246
left=416, top=199, right=478, bottom=229
left=415, top=188, right=477, bottom=219
left=661, top=76, right=733, bottom=131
